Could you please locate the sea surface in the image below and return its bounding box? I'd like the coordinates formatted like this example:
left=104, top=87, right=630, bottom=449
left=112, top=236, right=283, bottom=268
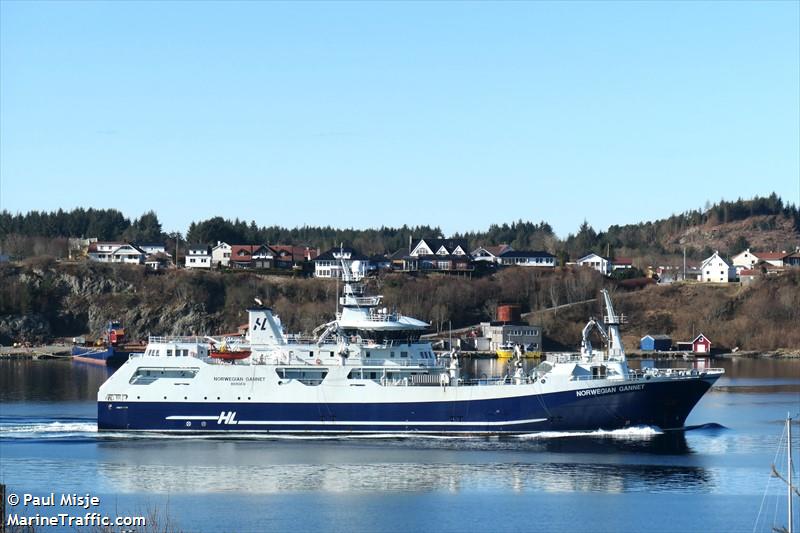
left=1, top=357, right=798, bottom=533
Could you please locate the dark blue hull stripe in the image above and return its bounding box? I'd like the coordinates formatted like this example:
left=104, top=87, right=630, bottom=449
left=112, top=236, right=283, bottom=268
left=98, top=377, right=717, bottom=434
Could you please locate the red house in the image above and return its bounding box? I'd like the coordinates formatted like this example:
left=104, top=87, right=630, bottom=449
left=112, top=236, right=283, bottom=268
left=691, top=334, right=712, bottom=354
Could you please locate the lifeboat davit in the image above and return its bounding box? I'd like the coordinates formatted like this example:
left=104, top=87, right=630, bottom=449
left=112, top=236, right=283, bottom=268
left=209, top=350, right=251, bottom=360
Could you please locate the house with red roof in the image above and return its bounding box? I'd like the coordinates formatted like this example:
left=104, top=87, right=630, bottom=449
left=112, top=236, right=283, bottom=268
left=229, top=245, right=275, bottom=269
left=270, top=245, right=318, bottom=268
left=754, top=251, right=790, bottom=268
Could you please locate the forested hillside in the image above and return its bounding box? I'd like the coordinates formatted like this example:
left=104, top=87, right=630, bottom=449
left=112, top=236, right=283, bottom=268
left=2, top=194, right=797, bottom=261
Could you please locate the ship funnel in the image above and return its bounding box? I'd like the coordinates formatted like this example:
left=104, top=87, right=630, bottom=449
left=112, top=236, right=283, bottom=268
left=247, top=307, right=286, bottom=346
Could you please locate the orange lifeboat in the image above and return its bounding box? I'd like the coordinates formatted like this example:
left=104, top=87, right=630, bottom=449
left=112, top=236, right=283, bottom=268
left=209, top=349, right=251, bottom=360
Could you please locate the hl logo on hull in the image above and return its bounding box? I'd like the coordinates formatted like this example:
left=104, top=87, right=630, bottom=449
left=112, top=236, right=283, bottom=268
left=217, top=411, right=238, bottom=425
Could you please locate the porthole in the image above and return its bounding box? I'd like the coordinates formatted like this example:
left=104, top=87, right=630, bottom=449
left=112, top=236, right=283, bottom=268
left=184, top=396, right=187, bottom=400
left=163, top=396, right=167, bottom=400
left=217, top=397, right=220, bottom=400
left=204, top=396, right=208, bottom=400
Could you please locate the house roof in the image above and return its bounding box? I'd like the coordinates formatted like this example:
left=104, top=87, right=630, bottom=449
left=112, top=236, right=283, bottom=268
left=499, top=249, right=554, bottom=259
left=577, top=253, right=609, bottom=263
left=472, top=244, right=512, bottom=257
left=134, top=242, right=165, bottom=248
left=691, top=334, right=710, bottom=344
left=613, top=257, right=633, bottom=265
left=388, top=249, right=410, bottom=260
left=270, top=245, right=317, bottom=261
left=112, top=244, right=146, bottom=255
left=413, top=238, right=470, bottom=256
left=755, top=251, right=789, bottom=260
left=315, top=246, right=368, bottom=261
left=188, top=244, right=210, bottom=253
left=701, top=252, right=730, bottom=268
left=229, top=244, right=275, bottom=260
left=739, top=269, right=759, bottom=276
left=642, top=334, right=672, bottom=340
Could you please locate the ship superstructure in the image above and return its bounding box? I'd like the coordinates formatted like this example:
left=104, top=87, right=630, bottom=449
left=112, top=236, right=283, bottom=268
left=98, top=256, right=723, bottom=434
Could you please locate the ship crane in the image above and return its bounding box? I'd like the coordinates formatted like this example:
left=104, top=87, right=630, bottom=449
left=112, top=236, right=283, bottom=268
left=580, top=289, right=627, bottom=362
left=580, top=317, right=610, bottom=361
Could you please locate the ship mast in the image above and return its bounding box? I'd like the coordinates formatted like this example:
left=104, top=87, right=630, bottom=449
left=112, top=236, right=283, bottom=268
left=601, top=289, right=626, bottom=361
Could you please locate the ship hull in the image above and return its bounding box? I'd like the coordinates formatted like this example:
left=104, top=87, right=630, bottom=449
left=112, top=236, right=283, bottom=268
left=72, top=346, right=139, bottom=368
left=98, top=375, right=718, bottom=434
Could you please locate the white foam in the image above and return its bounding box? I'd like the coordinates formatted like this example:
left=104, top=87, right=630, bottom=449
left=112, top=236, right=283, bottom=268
left=0, top=421, right=663, bottom=441
left=0, top=421, right=98, bottom=436
left=514, top=425, right=663, bottom=440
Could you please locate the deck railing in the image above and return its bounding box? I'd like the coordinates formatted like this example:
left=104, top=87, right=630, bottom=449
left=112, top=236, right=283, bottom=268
left=147, top=336, right=207, bottom=344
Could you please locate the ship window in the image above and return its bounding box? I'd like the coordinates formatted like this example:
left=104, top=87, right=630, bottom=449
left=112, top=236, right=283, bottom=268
left=365, top=351, right=370, bottom=358
left=129, top=367, right=199, bottom=385
left=329, top=351, right=334, bottom=358
left=390, top=351, right=395, bottom=358
left=401, top=351, right=408, bottom=358
left=276, top=367, right=329, bottom=386
left=309, top=351, right=314, bottom=358
left=166, top=350, right=173, bottom=357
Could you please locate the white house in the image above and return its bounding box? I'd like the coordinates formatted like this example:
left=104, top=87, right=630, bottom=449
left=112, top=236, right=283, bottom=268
left=88, top=242, right=145, bottom=264
left=577, top=253, right=610, bottom=275
left=471, top=244, right=512, bottom=264
left=110, top=244, right=146, bottom=264
left=88, top=241, right=125, bottom=262
left=405, top=238, right=472, bottom=272
left=185, top=245, right=212, bottom=269
left=498, top=249, right=556, bottom=268
left=700, top=251, right=734, bottom=283
left=731, top=248, right=759, bottom=275
left=611, top=258, right=633, bottom=271
left=314, top=247, right=370, bottom=279
left=136, top=243, right=169, bottom=256
left=211, top=242, right=232, bottom=267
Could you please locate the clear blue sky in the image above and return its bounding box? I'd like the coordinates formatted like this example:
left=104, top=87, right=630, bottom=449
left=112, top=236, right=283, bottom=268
left=1, top=1, right=798, bottom=238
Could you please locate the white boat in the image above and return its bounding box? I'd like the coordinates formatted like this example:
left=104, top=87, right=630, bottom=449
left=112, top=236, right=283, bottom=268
left=97, top=256, right=724, bottom=434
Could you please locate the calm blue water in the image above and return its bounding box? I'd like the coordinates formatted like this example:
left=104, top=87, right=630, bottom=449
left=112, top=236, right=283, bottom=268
left=1, top=358, right=798, bottom=532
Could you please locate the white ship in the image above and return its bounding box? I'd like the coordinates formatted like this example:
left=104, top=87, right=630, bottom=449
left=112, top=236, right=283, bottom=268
left=98, top=256, right=723, bottom=434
